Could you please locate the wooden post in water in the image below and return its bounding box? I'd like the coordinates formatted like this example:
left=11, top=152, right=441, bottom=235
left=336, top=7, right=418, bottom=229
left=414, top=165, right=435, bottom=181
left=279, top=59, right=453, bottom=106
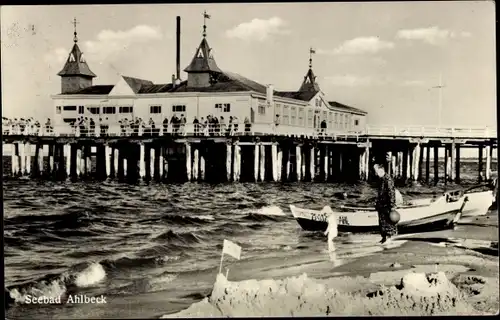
left=486, top=145, right=491, bottom=180
left=104, top=145, right=111, bottom=179
left=193, top=146, right=199, bottom=181
left=417, top=143, right=424, bottom=182
left=259, top=143, right=265, bottom=182
left=413, top=143, right=421, bottom=182
left=271, top=143, right=278, bottom=182
left=158, top=147, right=164, bottom=180
left=199, top=150, right=205, bottom=181
left=26, top=143, right=32, bottom=176
left=286, top=147, right=291, bottom=181
left=276, top=145, right=282, bottom=182
left=298, top=147, right=307, bottom=180
left=444, top=146, right=449, bottom=184
left=254, top=143, right=259, bottom=182
left=45, top=144, right=52, bottom=176
left=226, top=142, right=232, bottom=182
left=455, top=143, right=461, bottom=183
left=150, top=147, right=155, bottom=180
left=386, top=151, right=392, bottom=176
left=403, top=149, right=409, bottom=182
left=64, top=144, right=70, bottom=178
left=478, top=145, right=484, bottom=182
left=425, top=145, right=430, bottom=183
left=38, top=144, right=44, bottom=177
left=365, top=143, right=370, bottom=181
left=309, top=145, right=316, bottom=181
left=450, top=141, right=455, bottom=182
left=11, top=144, right=17, bottom=176
left=19, top=142, right=26, bottom=176
left=296, top=145, right=302, bottom=181
left=433, top=146, right=439, bottom=185
left=76, top=147, right=82, bottom=177
left=113, top=149, right=119, bottom=179
left=139, top=144, right=146, bottom=180
left=391, top=153, right=396, bottom=179
left=323, top=145, right=328, bottom=181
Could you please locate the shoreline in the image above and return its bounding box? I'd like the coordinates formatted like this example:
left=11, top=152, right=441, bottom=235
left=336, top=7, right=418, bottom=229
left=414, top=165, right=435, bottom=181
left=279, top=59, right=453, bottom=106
left=163, top=212, right=499, bottom=317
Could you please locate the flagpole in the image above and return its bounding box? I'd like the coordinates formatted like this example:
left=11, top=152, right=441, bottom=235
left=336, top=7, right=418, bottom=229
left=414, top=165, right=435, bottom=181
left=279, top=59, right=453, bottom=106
left=438, top=73, right=442, bottom=128
left=219, top=251, right=224, bottom=274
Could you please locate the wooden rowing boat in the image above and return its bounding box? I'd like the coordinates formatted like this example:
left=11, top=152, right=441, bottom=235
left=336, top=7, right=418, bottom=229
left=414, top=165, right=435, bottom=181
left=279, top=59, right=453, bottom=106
left=290, top=195, right=469, bottom=234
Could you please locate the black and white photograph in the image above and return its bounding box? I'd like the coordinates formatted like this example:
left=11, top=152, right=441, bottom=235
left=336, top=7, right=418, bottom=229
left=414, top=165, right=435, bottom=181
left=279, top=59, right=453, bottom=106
left=2, top=2, right=498, bottom=318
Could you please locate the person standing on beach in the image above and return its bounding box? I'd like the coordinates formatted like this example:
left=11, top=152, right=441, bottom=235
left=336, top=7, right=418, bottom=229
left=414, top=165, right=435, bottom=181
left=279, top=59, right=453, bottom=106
left=324, top=210, right=339, bottom=264
left=373, top=160, right=398, bottom=244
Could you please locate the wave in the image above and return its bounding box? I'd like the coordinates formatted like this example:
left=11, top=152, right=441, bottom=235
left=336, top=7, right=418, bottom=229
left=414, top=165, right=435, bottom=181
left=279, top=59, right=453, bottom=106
left=6, top=262, right=106, bottom=305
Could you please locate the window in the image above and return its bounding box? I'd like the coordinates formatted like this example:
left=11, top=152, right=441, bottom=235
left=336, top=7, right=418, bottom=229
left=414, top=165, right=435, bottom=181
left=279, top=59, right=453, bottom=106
left=214, top=103, right=230, bottom=112
left=78, top=106, right=84, bottom=114
left=298, top=107, right=304, bottom=126
left=56, top=106, right=61, bottom=114
left=258, top=105, right=266, bottom=115
left=88, top=107, right=100, bottom=114
left=63, top=105, right=77, bottom=111
left=172, top=105, right=186, bottom=112
left=345, top=115, right=348, bottom=129
left=103, top=107, right=116, bottom=114
left=315, top=99, right=321, bottom=107
left=354, top=119, right=359, bottom=126
left=328, top=112, right=333, bottom=128
left=275, top=103, right=282, bottom=117
left=150, top=105, right=162, bottom=114
left=119, top=106, right=133, bottom=114
left=322, top=111, right=327, bottom=121
left=282, top=105, right=289, bottom=125
left=291, top=106, right=297, bottom=125
left=307, top=109, right=313, bottom=127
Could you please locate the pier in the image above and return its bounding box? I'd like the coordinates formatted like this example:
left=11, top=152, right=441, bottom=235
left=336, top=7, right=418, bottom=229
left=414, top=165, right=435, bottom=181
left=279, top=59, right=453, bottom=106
left=2, top=123, right=497, bottom=184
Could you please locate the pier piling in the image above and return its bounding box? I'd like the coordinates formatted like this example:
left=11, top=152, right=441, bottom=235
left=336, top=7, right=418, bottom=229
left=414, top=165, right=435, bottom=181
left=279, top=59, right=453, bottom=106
left=433, top=146, right=439, bottom=185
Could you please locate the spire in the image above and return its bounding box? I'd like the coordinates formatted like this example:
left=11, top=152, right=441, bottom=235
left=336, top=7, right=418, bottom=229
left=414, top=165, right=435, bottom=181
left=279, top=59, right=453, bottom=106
left=299, top=47, right=320, bottom=92
left=58, top=19, right=96, bottom=78
left=184, top=11, right=221, bottom=74
left=72, top=17, right=79, bottom=43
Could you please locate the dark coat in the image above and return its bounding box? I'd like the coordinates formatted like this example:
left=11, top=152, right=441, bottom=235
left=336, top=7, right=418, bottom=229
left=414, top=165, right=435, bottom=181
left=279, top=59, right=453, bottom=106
left=375, top=173, right=398, bottom=237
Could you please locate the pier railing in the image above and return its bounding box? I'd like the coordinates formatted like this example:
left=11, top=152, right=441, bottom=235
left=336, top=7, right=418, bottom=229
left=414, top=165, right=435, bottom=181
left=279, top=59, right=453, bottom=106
left=2, top=123, right=497, bottom=139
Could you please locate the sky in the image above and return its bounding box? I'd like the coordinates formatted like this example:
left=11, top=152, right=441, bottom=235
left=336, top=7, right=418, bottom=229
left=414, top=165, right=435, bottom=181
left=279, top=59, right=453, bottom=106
left=1, top=2, right=497, bottom=130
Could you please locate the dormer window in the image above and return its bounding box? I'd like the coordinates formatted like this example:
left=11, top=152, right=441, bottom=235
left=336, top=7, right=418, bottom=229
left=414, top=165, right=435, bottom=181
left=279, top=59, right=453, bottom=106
left=80, top=53, right=86, bottom=63
left=69, top=53, right=76, bottom=62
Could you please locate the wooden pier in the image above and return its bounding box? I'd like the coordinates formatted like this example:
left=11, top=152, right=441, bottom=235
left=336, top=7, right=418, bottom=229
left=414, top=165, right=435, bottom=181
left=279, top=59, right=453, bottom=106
left=2, top=124, right=497, bottom=184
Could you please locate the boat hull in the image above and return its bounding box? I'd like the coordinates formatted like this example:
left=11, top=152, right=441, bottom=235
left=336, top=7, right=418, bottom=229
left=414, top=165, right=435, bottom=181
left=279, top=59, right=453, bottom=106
left=295, top=210, right=459, bottom=234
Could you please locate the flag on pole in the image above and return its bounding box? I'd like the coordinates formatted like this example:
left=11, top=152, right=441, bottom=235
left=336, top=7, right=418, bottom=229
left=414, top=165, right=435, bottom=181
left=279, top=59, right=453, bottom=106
left=204, top=12, right=211, bottom=19
left=310, top=48, right=316, bottom=54
left=222, top=239, right=241, bottom=260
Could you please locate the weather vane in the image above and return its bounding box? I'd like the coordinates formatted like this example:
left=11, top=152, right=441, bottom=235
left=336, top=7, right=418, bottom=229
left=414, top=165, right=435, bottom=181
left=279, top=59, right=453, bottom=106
left=203, top=11, right=211, bottom=37
left=72, top=17, right=79, bottom=43
left=309, top=47, right=316, bottom=68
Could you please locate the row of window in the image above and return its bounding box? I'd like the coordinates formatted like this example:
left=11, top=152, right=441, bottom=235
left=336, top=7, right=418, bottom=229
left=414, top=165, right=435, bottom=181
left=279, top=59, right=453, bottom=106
left=56, top=104, right=213, bottom=115
left=274, top=103, right=360, bottom=129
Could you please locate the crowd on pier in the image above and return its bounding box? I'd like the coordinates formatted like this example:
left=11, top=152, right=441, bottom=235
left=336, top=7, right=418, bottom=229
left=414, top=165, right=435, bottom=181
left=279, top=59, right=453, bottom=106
left=2, top=114, right=255, bottom=137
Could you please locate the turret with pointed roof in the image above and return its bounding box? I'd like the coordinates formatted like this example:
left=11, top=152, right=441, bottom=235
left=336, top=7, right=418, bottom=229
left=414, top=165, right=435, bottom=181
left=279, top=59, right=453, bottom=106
left=298, top=47, right=320, bottom=92
left=184, top=11, right=222, bottom=88
left=57, top=18, right=96, bottom=94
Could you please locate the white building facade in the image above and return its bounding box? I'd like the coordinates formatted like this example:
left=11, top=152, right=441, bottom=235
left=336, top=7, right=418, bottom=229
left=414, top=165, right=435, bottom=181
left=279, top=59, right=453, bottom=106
left=51, top=17, right=367, bottom=136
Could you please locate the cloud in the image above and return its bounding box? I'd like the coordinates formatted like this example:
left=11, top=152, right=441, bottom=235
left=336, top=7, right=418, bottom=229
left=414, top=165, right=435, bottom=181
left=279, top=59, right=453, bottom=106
left=396, top=26, right=471, bottom=45
left=84, top=25, right=163, bottom=60
left=44, top=25, right=163, bottom=65
left=318, top=37, right=395, bottom=55
left=225, top=17, right=289, bottom=41
left=324, top=74, right=387, bottom=87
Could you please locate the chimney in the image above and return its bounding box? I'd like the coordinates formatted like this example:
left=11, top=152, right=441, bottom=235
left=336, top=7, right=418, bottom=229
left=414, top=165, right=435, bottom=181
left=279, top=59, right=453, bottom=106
left=266, top=84, right=274, bottom=106
left=176, top=16, right=181, bottom=81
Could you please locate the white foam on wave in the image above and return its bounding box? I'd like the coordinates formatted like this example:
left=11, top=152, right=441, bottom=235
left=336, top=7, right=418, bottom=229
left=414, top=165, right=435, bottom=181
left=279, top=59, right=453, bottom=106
left=74, top=262, right=106, bottom=288
left=255, top=205, right=286, bottom=216
left=193, top=215, right=215, bottom=221
left=9, top=279, right=67, bottom=303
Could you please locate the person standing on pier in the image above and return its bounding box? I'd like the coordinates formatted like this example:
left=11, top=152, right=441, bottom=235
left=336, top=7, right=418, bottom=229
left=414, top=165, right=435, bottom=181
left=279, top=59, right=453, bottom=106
left=373, top=159, right=398, bottom=244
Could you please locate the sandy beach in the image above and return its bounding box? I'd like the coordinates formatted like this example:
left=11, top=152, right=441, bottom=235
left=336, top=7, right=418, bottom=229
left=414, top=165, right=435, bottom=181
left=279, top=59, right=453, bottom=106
left=163, top=209, right=499, bottom=317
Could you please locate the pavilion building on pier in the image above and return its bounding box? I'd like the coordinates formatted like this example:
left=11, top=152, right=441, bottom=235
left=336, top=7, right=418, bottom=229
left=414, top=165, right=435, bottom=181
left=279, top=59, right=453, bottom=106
left=51, top=15, right=367, bottom=135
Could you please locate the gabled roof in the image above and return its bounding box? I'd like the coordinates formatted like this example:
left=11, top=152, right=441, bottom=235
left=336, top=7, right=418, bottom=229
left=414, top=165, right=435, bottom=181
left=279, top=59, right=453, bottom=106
left=57, top=43, right=96, bottom=78
left=328, top=101, right=367, bottom=115
left=65, top=85, right=114, bottom=95
left=138, top=83, right=175, bottom=94
left=184, top=38, right=222, bottom=73
left=122, top=76, right=154, bottom=94
left=274, top=90, right=318, bottom=102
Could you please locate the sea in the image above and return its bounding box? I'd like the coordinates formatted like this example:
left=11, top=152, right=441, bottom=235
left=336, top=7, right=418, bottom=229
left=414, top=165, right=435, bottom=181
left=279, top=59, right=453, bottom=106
left=3, top=160, right=498, bottom=319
